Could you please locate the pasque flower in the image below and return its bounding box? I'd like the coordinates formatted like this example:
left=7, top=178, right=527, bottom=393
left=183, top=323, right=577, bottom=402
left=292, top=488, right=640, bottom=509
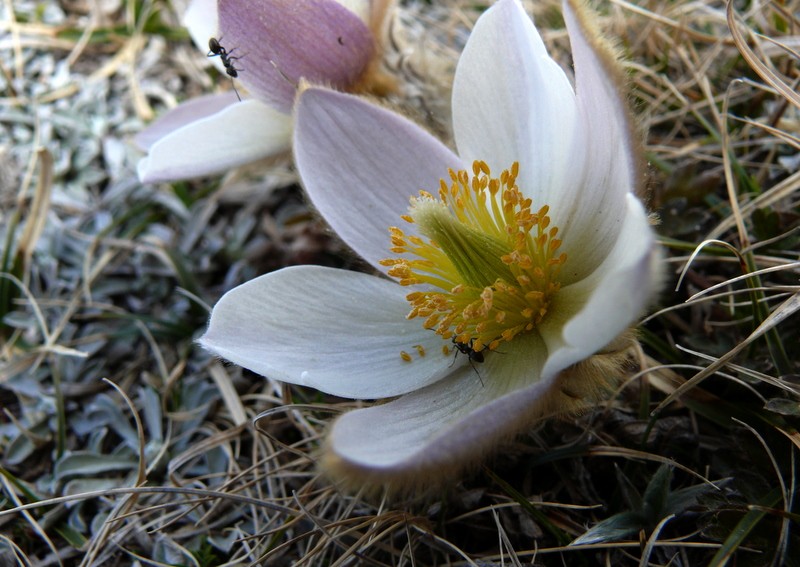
left=201, top=0, right=661, bottom=486
left=136, top=0, right=393, bottom=183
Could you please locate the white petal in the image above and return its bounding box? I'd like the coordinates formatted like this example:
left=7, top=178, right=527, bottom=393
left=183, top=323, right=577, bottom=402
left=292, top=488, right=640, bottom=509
left=200, top=266, right=458, bottom=399
left=334, top=0, right=392, bottom=33
left=540, top=194, right=657, bottom=378
left=184, top=0, right=219, bottom=70
left=138, top=99, right=291, bottom=183
left=553, top=0, right=642, bottom=280
left=294, top=87, right=463, bottom=272
left=452, top=0, right=579, bottom=208
left=325, top=332, right=552, bottom=475
left=333, top=0, right=370, bottom=23
left=134, top=93, right=239, bottom=151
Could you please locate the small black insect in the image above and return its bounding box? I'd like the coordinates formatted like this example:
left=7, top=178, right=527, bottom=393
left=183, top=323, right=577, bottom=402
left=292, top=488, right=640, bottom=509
left=452, top=338, right=485, bottom=363
left=450, top=338, right=485, bottom=386
left=208, top=37, right=242, bottom=100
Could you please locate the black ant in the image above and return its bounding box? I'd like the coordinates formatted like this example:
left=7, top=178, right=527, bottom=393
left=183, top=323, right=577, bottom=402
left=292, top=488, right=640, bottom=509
left=208, top=37, right=241, bottom=77
left=208, top=37, right=242, bottom=101
left=450, top=337, right=485, bottom=386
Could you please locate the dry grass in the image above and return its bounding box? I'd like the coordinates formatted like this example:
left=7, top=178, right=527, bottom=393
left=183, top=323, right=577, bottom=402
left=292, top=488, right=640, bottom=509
left=1, top=0, right=799, bottom=565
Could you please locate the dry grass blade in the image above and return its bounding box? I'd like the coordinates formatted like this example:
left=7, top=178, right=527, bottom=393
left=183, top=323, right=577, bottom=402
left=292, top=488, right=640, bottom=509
left=16, top=148, right=53, bottom=271
left=732, top=418, right=791, bottom=565
left=610, top=0, right=734, bottom=44
left=208, top=361, right=248, bottom=426
left=639, top=514, right=676, bottom=567
left=585, top=446, right=719, bottom=488
left=677, top=346, right=800, bottom=396
left=407, top=524, right=481, bottom=567
left=720, top=84, right=750, bottom=248
left=78, top=380, right=149, bottom=566
left=0, top=486, right=298, bottom=519
left=492, top=506, right=524, bottom=567
left=682, top=262, right=800, bottom=303
left=727, top=1, right=800, bottom=111
left=0, top=474, right=62, bottom=566
left=102, top=378, right=147, bottom=487
left=0, top=534, right=32, bottom=567
left=674, top=239, right=742, bottom=292
left=730, top=116, right=800, bottom=152
left=776, top=427, right=800, bottom=453
left=705, top=169, right=800, bottom=241
left=654, top=291, right=800, bottom=413
left=0, top=272, right=52, bottom=345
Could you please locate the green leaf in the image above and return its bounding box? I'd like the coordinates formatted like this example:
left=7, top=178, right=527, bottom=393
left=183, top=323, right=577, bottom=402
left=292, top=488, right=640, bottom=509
left=641, top=465, right=672, bottom=524
left=55, top=524, right=87, bottom=548
left=664, top=481, right=720, bottom=517
left=571, top=511, right=644, bottom=545
left=764, top=398, right=800, bottom=417
left=54, top=452, right=137, bottom=480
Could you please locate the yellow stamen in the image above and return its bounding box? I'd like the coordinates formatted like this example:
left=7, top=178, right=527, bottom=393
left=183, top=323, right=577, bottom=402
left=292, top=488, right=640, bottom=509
left=382, top=161, right=567, bottom=353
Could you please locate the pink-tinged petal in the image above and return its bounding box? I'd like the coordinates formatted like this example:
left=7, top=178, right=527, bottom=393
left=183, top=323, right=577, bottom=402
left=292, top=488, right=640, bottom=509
left=324, top=332, right=552, bottom=477
left=137, top=99, right=291, bottom=183
left=184, top=0, right=219, bottom=60
left=552, top=0, right=644, bottom=280
left=294, top=87, right=463, bottom=272
left=219, top=0, right=376, bottom=113
left=135, top=92, right=239, bottom=151
left=540, top=194, right=657, bottom=378
left=452, top=0, right=579, bottom=211
left=200, top=266, right=457, bottom=399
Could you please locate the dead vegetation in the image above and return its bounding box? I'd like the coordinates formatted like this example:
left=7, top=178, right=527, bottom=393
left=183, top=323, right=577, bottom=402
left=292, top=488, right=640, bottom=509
left=1, top=0, right=798, bottom=564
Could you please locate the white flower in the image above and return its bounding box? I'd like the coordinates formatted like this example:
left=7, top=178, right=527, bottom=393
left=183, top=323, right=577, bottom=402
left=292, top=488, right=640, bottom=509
left=136, top=0, right=393, bottom=183
left=201, top=0, right=660, bottom=487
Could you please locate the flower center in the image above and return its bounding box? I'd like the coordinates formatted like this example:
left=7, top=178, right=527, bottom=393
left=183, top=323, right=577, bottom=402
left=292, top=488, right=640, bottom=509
left=380, top=160, right=567, bottom=353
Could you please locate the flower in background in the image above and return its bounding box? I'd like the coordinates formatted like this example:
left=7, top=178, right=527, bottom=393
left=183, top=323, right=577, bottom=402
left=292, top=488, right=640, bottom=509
left=136, top=0, right=394, bottom=183
left=201, top=0, right=661, bottom=487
